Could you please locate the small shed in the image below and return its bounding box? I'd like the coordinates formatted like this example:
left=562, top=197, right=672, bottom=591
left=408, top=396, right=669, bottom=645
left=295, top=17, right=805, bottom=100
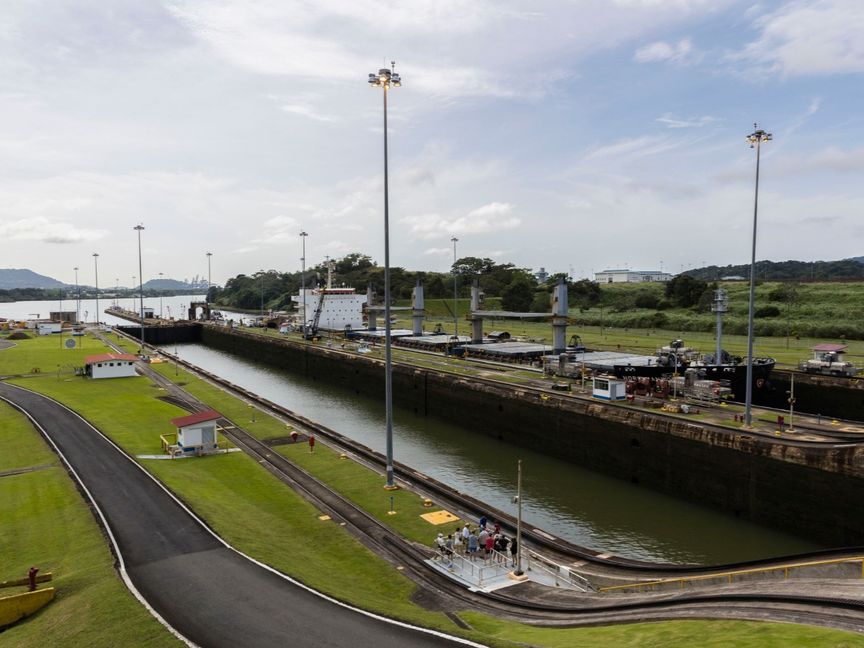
left=170, top=410, right=221, bottom=455
left=36, top=322, right=62, bottom=336
left=85, top=353, right=138, bottom=379
left=592, top=376, right=627, bottom=401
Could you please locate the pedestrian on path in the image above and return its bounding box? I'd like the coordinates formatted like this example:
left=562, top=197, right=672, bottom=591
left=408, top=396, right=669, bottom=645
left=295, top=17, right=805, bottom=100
left=435, top=532, right=446, bottom=561
left=468, top=530, right=478, bottom=560
left=453, top=528, right=463, bottom=555
left=509, top=537, right=518, bottom=568
left=308, top=434, right=315, bottom=453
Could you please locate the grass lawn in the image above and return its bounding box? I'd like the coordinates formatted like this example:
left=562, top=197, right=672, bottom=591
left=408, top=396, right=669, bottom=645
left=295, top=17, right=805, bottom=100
left=0, top=332, right=98, bottom=376
left=6, top=335, right=864, bottom=646
left=0, top=402, right=179, bottom=647
left=279, top=440, right=469, bottom=545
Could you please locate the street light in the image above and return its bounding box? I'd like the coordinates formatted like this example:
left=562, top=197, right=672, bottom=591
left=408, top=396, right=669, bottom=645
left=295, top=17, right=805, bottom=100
left=300, top=231, right=308, bottom=337
left=368, top=61, right=401, bottom=489
left=206, top=252, right=213, bottom=302
left=744, top=125, right=772, bottom=427
left=92, top=253, right=99, bottom=326
left=451, top=236, right=459, bottom=340
left=73, top=266, right=80, bottom=323
left=134, top=224, right=145, bottom=349
left=159, top=272, right=164, bottom=319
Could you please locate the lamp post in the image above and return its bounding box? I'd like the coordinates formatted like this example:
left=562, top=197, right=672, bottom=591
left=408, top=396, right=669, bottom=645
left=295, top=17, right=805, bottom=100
left=260, top=272, right=264, bottom=318
left=451, top=236, right=459, bottom=340
left=73, top=266, right=80, bottom=323
left=159, top=272, right=164, bottom=319
left=744, top=125, right=771, bottom=427
left=206, top=252, right=212, bottom=302
left=300, top=231, right=308, bottom=337
left=368, top=61, right=401, bottom=489
left=134, top=224, right=145, bottom=349
left=514, top=459, right=524, bottom=576
left=92, top=254, right=99, bottom=325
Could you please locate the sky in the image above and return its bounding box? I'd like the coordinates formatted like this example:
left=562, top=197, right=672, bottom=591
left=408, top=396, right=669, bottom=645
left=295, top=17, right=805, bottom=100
left=1, top=0, right=863, bottom=287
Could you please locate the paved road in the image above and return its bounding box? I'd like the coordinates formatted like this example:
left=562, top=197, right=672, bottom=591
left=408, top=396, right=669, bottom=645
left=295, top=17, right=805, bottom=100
left=0, top=382, right=473, bottom=648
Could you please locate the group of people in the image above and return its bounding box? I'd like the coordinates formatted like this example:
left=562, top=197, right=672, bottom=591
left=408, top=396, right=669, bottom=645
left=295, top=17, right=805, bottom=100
left=434, top=516, right=518, bottom=568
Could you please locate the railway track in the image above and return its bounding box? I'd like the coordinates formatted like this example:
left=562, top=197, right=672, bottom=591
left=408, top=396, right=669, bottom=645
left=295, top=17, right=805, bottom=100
left=90, top=331, right=862, bottom=632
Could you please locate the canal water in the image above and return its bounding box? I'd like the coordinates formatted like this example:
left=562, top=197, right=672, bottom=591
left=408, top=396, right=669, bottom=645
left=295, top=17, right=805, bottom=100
left=0, top=295, right=206, bottom=326
left=0, top=297, right=823, bottom=563
left=165, top=341, right=821, bottom=565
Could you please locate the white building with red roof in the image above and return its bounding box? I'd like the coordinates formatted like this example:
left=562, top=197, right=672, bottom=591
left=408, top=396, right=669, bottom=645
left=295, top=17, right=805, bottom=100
left=170, top=410, right=221, bottom=456
left=85, top=353, right=138, bottom=379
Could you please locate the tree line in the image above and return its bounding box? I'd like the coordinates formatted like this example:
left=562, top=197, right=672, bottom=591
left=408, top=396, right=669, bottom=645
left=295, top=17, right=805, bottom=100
left=211, top=252, right=603, bottom=313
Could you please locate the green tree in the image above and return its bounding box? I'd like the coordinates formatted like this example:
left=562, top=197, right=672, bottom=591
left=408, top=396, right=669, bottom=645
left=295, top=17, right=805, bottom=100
left=502, top=274, right=536, bottom=311
left=664, top=274, right=708, bottom=307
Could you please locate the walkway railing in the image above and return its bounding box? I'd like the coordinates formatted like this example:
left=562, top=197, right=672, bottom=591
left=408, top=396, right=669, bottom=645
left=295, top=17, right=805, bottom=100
left=599, top=555, right=864, bottom=593
left=525, top=549, right=595, bottom=592
left=435, top=550, right=512, bottom=588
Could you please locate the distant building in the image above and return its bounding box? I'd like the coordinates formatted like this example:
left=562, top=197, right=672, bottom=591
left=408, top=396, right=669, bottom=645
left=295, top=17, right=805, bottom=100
left=85, top=353, right=138, bottom=379
left=594, top=269, right=672, bottom=284
left=721, top=275, right=746, bottom=281
left=534, top=267, right=549, bottom=283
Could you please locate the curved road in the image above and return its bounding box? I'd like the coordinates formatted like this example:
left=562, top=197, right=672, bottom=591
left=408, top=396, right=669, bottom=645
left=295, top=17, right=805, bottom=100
left=0, top=382, right=477, bottom=648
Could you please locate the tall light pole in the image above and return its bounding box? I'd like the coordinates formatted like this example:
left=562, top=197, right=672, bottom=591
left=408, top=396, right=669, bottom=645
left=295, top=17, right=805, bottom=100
left=159, top=272, right=164, bottom=319
left=300, top=231, right=308, bottom=337
left=134, top=224, right=145, bottom=348
left=744, top=125, right=771, bottom=427
left=92, top=253, right=99, bottom=325
left=206, top=252, right=212, bottom=302
left=368, top=61, right=401, bottom=489
left=451, top=236, right=459, bottom=339
left=514, top=459, right=524, bottom=576
left=73, top=266, right=80, bottom=323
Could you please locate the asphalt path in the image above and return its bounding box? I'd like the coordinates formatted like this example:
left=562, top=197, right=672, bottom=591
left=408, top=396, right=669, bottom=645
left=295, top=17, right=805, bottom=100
left=0, top=382, right=475, bottom=648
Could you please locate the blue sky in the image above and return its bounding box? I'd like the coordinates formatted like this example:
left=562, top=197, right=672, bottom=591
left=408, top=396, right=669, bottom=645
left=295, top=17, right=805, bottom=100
left=0, top=0, right=862, bottom=286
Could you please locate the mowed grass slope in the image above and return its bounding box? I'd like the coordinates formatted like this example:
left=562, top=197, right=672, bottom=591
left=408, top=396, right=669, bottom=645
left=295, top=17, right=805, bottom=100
left=0, top=402, right=179, bottom=647
left=6, top=334, right=864, bottom=646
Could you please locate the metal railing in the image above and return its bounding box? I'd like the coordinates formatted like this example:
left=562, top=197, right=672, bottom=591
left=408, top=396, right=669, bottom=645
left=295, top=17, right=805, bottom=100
left=599, top=555, right=864, bottom=593
left=526, top=549, right=595, bottom=592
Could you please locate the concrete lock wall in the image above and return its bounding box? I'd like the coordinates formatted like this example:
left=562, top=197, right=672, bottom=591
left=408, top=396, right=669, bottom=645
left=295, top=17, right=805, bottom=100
left=196, top=325, right=864, bottom=546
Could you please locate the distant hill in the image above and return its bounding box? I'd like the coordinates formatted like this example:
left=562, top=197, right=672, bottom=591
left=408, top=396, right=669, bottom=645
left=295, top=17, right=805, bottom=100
left=688, top=258, right=864, bottom=282
left=0, top=268, right=65, bottom=290
left=143, top=278, right=197, bottom=291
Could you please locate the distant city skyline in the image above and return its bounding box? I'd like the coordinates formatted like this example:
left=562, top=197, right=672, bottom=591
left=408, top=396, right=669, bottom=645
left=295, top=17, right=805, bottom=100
left=1, top=1, right=862, bottom=286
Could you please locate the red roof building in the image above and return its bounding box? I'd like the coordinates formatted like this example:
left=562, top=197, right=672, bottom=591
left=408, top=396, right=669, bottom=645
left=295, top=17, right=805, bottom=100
left=85, top=353, right=139, bottom=364
left=171, top=410, right=222, bottom=428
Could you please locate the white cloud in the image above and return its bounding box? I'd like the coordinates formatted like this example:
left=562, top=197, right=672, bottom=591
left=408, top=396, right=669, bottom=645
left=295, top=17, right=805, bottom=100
left=656, top=113, right=718, bottom=128
left=0, top=217, right=107, bottom=244
left=634, top=38, right=694, bottom=63
left=281, top=104, right=336, bottom=122
left=583, top=135, right=700, bottom=161
left=423, top=247, right=451, bottom=256
left=735, top=0, right=864, bottom=75
left=401, top=202, right=520, bottom=239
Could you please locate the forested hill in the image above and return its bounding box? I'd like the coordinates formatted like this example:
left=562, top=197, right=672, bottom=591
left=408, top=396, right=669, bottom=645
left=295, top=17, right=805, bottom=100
left=0, top=268, right=64, bottom=289
left=688, top=258, right=864, bottom=282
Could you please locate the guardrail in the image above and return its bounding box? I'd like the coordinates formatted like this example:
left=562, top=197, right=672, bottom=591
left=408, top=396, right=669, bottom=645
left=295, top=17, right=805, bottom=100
left=526, top=549, right=595, bottom=592
left=599, top=555, right=864, bottom=593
